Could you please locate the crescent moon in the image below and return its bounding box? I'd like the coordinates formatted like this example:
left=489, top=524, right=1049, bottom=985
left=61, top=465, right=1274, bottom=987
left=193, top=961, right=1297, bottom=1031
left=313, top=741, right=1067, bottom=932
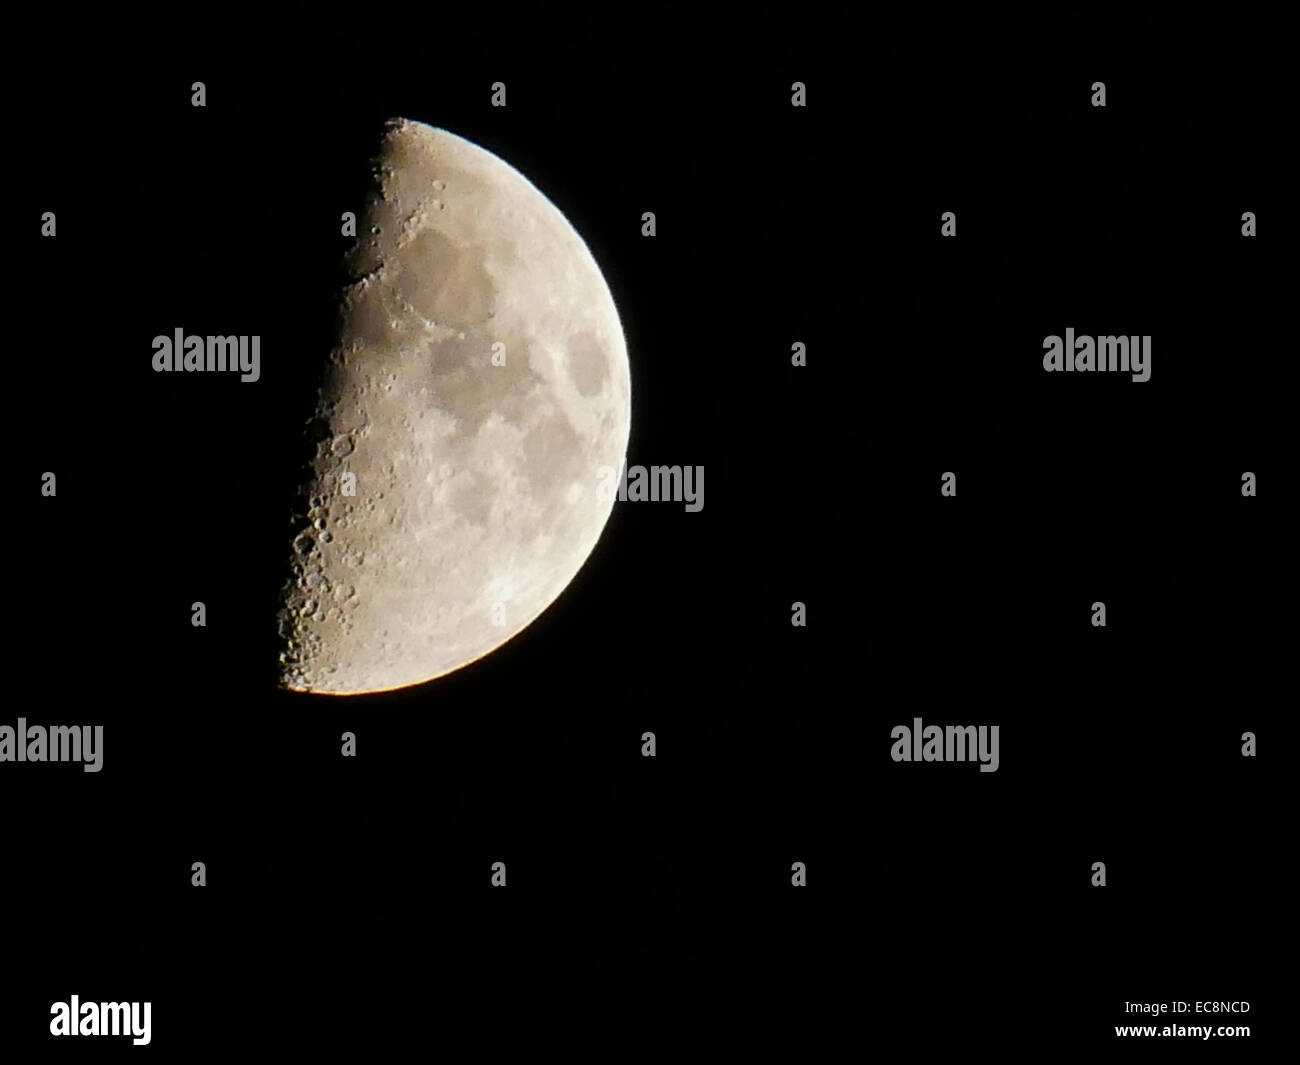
left=278, top=119, right=631, bottom=695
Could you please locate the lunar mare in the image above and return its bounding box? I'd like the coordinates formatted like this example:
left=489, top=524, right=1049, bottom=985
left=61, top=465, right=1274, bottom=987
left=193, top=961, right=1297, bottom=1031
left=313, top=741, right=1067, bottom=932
left=278, top=119, right=630, bottom=695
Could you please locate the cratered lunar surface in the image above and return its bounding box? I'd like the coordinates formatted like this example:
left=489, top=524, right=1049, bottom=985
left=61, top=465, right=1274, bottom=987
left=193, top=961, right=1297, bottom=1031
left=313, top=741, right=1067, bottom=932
left=278, top=119, right=630, bottom=695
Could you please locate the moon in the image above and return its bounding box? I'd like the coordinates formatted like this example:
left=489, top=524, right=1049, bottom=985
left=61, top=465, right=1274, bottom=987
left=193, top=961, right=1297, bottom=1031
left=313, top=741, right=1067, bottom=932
left=277, top=119, right=631, bottom=695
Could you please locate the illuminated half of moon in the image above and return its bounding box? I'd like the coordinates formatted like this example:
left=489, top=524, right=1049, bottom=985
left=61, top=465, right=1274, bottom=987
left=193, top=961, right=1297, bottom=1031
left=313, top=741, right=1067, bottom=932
left=277, top=119, right=631, bottom=695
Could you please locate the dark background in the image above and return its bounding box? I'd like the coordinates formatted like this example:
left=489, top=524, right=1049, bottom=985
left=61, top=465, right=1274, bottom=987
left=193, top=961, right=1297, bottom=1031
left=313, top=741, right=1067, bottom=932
left=6, top=31, right=1288, bottom=1055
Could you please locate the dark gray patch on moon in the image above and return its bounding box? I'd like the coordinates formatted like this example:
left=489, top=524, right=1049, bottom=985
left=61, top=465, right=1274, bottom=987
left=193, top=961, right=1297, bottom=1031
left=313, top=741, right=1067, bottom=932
left=567, top=331, right=609, bottom=397
left=403, top=229, right=497, bottom=328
